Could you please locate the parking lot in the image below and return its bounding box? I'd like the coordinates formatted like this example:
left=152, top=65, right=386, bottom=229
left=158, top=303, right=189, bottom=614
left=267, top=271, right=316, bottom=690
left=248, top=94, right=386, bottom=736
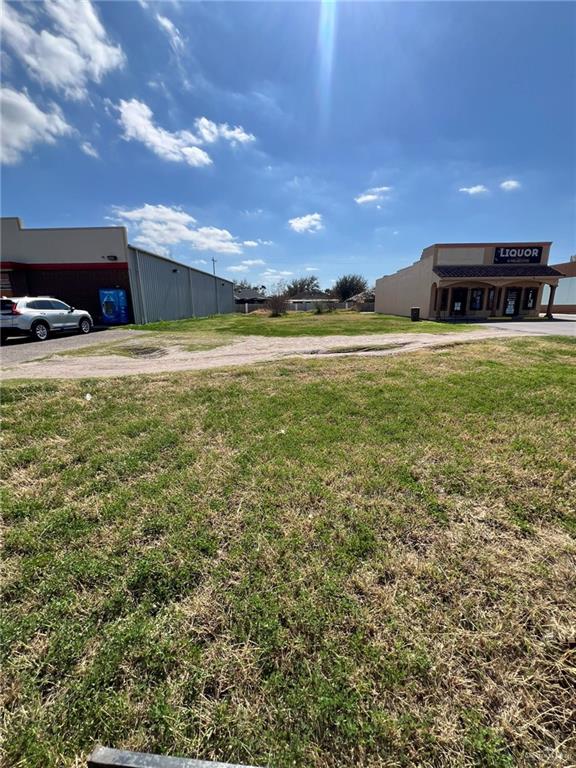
left=0, top=327, right=148, bottom=366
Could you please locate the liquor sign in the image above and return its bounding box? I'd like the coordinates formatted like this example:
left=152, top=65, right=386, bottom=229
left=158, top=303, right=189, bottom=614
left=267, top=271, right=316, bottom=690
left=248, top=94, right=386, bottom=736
left=494, top=246, right=542, bottom=264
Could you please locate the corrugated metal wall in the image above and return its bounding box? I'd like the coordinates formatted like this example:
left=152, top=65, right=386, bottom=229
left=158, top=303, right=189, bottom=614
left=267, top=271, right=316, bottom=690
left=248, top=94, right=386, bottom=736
left=128, top=248, right=234, bottom=323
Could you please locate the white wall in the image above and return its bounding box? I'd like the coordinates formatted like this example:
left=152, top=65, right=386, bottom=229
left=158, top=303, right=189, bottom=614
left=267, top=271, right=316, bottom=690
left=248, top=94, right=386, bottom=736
left=1, top=218, right=128, bottom=265
left=541, top=277, right=576, bottom=307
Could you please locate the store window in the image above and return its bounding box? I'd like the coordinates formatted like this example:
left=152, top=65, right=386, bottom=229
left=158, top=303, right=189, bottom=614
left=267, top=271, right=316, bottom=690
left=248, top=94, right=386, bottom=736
left=487, top=287, right=496, bottom=310
left=523, top=287, right=538, bottom=310
left=470, top=288, right=484, bottom=311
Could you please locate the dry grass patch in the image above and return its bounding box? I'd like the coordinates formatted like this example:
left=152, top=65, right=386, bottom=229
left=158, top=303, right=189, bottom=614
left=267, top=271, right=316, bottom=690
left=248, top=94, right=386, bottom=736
left=1, top=337, right=575, bottom=767
left=53, top=332, right=233, bottom=359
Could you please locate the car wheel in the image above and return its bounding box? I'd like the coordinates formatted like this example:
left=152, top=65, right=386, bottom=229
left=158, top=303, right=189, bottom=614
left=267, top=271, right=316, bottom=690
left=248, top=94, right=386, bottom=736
left=79, top=317, right=91, bottom=334
left=31, top=321, right=50, bottom=341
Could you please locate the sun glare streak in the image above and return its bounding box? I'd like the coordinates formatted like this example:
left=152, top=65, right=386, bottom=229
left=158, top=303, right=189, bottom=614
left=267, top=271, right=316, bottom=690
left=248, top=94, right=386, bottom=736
left=317, top=0, right=337, bottom=131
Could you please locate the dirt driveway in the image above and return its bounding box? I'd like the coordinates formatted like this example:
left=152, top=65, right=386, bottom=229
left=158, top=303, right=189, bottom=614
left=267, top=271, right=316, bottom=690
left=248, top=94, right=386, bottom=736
left=0, top=328, right=536, bottom=380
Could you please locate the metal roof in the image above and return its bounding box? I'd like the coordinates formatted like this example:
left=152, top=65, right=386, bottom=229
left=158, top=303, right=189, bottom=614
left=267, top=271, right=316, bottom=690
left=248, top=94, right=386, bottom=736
left=128, top=244, right=234, bottom=284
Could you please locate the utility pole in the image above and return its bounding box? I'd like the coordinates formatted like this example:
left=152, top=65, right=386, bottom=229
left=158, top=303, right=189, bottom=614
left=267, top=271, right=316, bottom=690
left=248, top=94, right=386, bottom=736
left=211, top=256, right=220, bottom=314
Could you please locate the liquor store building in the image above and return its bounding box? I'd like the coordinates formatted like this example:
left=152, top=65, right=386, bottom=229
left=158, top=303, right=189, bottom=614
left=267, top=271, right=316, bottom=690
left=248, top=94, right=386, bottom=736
left=375, top=242, right=562, bottom=320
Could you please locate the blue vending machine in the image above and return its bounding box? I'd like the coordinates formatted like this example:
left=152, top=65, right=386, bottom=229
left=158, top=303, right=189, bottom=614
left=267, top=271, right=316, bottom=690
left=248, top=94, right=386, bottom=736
left=99, top=288, right=129, bottom=325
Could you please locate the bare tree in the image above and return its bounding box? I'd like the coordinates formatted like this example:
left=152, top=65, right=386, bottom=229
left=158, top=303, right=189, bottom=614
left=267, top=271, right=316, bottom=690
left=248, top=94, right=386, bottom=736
left=266, top=281, right=288, bottom=317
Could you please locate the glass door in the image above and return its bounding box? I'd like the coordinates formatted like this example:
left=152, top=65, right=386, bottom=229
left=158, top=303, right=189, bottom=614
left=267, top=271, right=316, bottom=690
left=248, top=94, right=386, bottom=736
left=450, top=287, right=468, bottom=316
left=504, top=287, right=521, bottom=316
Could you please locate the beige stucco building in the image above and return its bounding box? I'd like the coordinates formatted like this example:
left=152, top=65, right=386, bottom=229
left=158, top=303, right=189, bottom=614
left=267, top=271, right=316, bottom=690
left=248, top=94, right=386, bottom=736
left=375, top=242, right=562, bottom=320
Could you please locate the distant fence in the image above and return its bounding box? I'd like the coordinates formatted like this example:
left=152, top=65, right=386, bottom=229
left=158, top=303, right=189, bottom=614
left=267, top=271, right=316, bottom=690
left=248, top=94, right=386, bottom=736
left=88, top=746, right=264, bottom=768
left=351, top=302, right=375, bottom=312
left=234, top=301, right=375, bottom=314
left=234, top=303, right=266, bottom=313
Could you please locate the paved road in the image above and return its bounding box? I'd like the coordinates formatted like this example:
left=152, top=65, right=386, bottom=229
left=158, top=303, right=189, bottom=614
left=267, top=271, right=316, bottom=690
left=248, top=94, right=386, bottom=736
left=482, top=317, right=575, bottom=336
left=0, top=328, right=148, bottom=366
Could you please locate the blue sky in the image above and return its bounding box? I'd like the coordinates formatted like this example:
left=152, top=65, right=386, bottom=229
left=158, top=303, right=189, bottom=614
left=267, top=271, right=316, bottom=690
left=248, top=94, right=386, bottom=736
left=1, top=1, right=575, bottom=287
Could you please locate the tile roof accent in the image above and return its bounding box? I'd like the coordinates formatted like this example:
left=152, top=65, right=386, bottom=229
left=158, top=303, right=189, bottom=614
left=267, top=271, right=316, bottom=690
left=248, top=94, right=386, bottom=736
left=433, top=264, right=563, bottom=278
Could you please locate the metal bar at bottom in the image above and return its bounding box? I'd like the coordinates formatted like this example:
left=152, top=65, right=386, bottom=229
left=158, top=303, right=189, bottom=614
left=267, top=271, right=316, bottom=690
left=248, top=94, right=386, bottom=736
left=88, top=746, right=264, bottom=768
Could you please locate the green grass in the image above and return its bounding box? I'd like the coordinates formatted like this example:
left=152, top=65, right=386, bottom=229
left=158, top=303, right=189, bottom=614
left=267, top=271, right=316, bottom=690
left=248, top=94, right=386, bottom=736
left=126, top=310, right=476, bottom=337
left=1, top=337, right=575, bottom=767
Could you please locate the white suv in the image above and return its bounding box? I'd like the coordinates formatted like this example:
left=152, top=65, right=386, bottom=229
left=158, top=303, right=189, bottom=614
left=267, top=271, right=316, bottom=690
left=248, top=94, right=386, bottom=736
left=1, top=297, right=93, bottom=342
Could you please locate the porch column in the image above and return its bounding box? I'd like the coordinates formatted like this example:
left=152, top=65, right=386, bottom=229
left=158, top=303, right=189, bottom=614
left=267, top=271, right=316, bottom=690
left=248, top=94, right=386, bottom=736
left=545, top=284, right=557, bottom=319
left=488, top=284, right=498, bottom=317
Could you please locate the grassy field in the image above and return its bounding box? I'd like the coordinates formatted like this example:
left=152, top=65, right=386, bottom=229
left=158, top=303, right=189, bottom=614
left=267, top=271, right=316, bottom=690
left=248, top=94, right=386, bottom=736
left=127, top=310, right=475, bottom=337
left=1, top=337, right=575, bottom=768
left=58, top=312, right=476, bottom=360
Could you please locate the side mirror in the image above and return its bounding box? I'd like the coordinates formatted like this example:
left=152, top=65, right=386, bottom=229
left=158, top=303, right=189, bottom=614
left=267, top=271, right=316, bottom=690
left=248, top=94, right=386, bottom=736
left=69, top=307, right=75, bottom=312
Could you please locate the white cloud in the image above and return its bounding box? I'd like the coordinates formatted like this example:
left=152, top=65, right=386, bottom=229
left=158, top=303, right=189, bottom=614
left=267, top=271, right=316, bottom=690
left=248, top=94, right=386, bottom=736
left=242, top=208, right=265, bottom=218
left=194, top=116, right=255, bottom=146
left=118, top=99, right=212, bottom=167
left=459, top=185, right=489, bottom=195
left=190, top=227, right=244, bottom=254
left=117, top=99, right=255, bottom=166
left=243, top=239, right=273, bottom=247
left=80, top=141, right=98, bottom=158
left=155, top=14, right=184, bottom=53
left=261, top=269, right=293, bottom=278
left=288, top=212, right=323, bottom=233
left=354, top=185, right=393, bottom=205
left=0, top=87, right=72, bottom=164
left=191, top=259, right=208, bottom=265
left=113, top=203, right=244, bottom=255
left=305, top=267, right=318, bottom=271
left=226, top=259, right=266, bottom=272
left=0, top=0, right=124, bottom=101
left=500, top=179, right=521, bottom=191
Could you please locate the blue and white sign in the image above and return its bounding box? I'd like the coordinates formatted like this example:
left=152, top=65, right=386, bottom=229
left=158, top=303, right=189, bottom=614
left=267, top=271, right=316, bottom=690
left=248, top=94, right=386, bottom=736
left=99, top=288, right=129, bottom=324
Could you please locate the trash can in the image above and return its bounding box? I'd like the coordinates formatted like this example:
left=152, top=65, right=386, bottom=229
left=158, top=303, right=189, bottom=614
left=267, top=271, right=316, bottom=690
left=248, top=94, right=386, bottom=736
left=410, top=306, right=420, bottom=322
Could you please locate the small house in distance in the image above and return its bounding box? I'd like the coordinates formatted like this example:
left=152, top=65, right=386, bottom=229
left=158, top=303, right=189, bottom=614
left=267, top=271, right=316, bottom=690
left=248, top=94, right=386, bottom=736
left=287, top=291, right=339, bottom=311
left=234, top=286, right=267, bottom=312
left=345, top=290, right=375, bottom=311
left=375, top=242, right=563, bottom=320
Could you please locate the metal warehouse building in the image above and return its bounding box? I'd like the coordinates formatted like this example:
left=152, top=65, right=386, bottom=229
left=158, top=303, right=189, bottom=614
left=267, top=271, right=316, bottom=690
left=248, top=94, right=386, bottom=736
left=0, top=217, right=234, bottom=324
